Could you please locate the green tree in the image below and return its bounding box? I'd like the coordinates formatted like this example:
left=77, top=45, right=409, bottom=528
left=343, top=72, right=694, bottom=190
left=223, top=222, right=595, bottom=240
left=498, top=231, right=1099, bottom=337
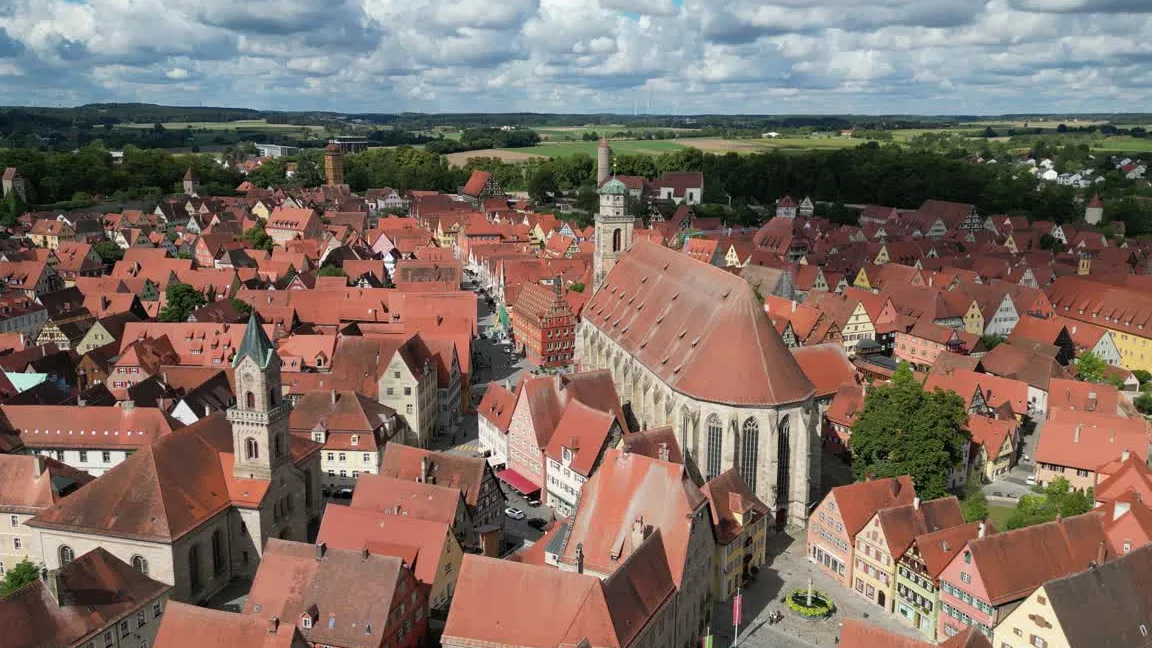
left=241, top=221, right=273, bottom=251
left=93, top=241, right=124, bottom=265
left=569, top=282, right=585, bottom=293
left=159, top=282, right=207, bottom=322
left=574, top=186, right=599, bottom=212
left=0, top=559, right=41, bottom=596
left=1136, top=392, right=1152, bottom=415
left=979, top=334, right=1007, bottom=351
left=1076, top=350, right=1124, bottom=388
left=318, top=266, right=347, bottom=278
left=1134, top=370, right=1151, bottom=385
left=0, top=190, right=26, bottom=228
left=850, top=363, right=971, bottom=499
left=230, top=298, right=253, bottom=316
left=528, top=167, right=559, bottom=203
left=1005, top=477, right=1093, bottom=530
left=962, top=489, right=989, bottom=524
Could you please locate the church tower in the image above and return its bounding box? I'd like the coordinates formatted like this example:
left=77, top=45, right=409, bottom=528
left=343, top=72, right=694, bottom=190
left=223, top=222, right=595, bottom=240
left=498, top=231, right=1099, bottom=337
left=324, top=143, right=345, bottom=187
left=228, top=314, right=291, bottom=480
left=597, top=138, right=612, bottom=186
left=593, top=177, right=632, bottom=293
left=182, top=168, right=200, bottom=196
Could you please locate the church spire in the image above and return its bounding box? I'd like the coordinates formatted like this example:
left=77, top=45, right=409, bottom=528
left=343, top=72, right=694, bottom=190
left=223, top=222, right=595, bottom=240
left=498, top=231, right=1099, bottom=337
left=234, top=313, right=275, bottom=369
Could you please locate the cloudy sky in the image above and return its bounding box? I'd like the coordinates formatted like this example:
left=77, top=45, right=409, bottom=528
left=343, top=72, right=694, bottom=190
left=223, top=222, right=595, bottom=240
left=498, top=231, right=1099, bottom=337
left=0, top=0, right=1148, bottom=114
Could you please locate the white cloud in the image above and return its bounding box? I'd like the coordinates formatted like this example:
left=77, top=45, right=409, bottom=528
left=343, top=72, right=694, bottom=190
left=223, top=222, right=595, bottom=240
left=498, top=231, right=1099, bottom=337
left=0, top=0, right=1149, bottom=113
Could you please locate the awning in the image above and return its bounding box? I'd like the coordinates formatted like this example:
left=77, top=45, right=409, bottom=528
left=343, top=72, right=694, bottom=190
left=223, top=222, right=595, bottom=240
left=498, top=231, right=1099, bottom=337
left=497, top=469, right=541, bottom=495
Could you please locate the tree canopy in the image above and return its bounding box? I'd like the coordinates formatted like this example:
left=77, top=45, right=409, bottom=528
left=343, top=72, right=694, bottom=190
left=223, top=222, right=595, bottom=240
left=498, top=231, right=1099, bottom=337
left=1076, top=351, right=1125, bottom=388
left=850, top=363, right=971, bottom=499
left=1005, top=477, right=1093, bottom=530
left=0, top=559, right=40, bottom=596
left=241, top=221, right=273, bottom=251
left=93, top=241, right=124, bottom=265
left=158, top=282, right=207, bottom=322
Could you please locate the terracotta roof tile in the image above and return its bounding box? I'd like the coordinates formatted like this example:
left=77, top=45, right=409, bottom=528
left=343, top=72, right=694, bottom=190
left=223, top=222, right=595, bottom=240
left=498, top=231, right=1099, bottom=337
left=701, top=469, right=771, bottom=545
left=0, top=454, right=93, bottom=515
left=349, top=475, right=462, bottom=526
left=839, top=619, right=934, bottom=648
left=0, top=548, right=171, bottom=648
left=378, top=444, right=488, bottom=508
left=315, top=505, right=450, bottom=588
left=874, top=497, right=965, bottom=559
left=154, top=602, right=306, bottom=648
left=829, top=476, right=917, bottom=538
left=1036, top=410, right=1149, bottom=471
left=914, top=521, right=995, bottom=579
left=790, top=343, right=859, bottom=398
left=584, top=242, right=813, bottom=406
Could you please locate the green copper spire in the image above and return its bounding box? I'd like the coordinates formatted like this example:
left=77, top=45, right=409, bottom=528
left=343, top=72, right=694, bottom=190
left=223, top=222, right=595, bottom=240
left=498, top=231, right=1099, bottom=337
left=233, top=313, right=275, bottom=369
left=598, top=177, right=628, bottom=196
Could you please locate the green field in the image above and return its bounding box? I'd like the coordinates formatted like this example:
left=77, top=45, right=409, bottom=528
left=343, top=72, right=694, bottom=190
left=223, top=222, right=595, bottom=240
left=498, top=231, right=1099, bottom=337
left=1091, top=137, right=1152, bottom=153
left=987, top=503, right=1014, bottom=529
left=117, top=119, right=325, bottom=132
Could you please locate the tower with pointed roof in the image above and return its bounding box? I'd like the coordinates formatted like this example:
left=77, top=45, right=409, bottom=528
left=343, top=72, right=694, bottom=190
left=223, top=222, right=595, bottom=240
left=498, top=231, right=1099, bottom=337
left=593, top=177, right=632, bottom=293
left=228, top=314, right=291, bottom=480
left=182, top=168, right=199, bottom=196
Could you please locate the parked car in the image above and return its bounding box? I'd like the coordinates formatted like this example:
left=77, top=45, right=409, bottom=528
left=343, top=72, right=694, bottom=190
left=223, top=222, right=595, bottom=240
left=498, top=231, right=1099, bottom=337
left=526, top=518, right=548, bottom=530
left=1025, top=474, right=1037, bottom=486
left=505, top=507, right=527, bottom=520
left=334, top=488, right=354, bottom=499
left=526, top=498, right=541, bottom=507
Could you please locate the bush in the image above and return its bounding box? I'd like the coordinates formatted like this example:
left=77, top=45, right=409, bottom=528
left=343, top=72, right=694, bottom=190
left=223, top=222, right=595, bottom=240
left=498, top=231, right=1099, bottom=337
left=786, top=590, right=836, bottom=618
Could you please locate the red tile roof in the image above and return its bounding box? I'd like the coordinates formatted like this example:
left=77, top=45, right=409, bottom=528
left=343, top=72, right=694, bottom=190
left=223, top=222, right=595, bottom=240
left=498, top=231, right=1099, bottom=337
left=315, top=505, right=450, bottom=588
left=378, top=444, right=489, bottom=508
left=5, top=403, right=181, bottom=449
left=27, top=413, right=320, bottom=542
left=154, top=602, right=306, bottom=648
left=1047, top=378, right=1120, bottom=414
left=477, top=382, right=516, bottom=432
left=1094, top=454, right=1152, bottom=505
left=829, top=476, right=917, bottom=538
left=349, top=475, right=462, bottom=526
left=1036, top=410, right=1149, bottom=472
left=543, top=399, right=618, bottom=477
left=0, top=548, right=172, bottom=648
left=790, top=343, right=859, bottom=398
left=874, top=497, right=965, bottom=559
left=702, top=469, right=771, bottom=545
left=461, top=171, right=492, bottom=198
left=0, top=454, right=93, bottom=514
left=839, top=619, right=934, bottom=648
left=241, top=539, right=416, bottom=648
left=584, top=242, right=813, bottom=406
left=914, top=521, right=995, bottom=579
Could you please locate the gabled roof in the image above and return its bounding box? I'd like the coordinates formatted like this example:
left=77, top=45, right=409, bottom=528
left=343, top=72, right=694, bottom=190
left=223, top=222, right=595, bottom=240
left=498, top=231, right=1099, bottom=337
left=961, top=512, right=1110, bottom=605
left=315, top=505, right=449, bottom=588
left=618, top=426, right=684, bottom=464
left=27, top=413, right=320, bottom=542
left=477, top=382, right=516, bottom=433
left=584, top=242, right=813, bottom=406
left=913, top=521, right=993, bottom=579
left=349, top=475, right=462, bottom=526
left=839, top=619, right=935, bottom=648
left=790, top=343, right=858, bottom=398
left=701, top=468, right=771, bottom=545
left=1036, top=410, right=1149, bottom=472
left=1042, top=542, right=1152, bottom=648
left=874, top=497, right=965, bottom=559
left=154, top=602, right=306, bottom=648
left=241, top=539, right=409, bottom=648
left=0, top=548, right=172, bottom=648
left=829, top=476, right=917, bottom=538
left=0, top=454, right=93, bottom=514
left=1095, top=454, right=1152, bottom=505
left=378, top=444, right=489, bottom=508
left=462, top=171, right=493, bottom=198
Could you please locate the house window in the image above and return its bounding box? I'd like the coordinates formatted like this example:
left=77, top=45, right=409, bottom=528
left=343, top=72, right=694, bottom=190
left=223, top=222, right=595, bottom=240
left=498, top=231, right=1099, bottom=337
left=961, top=572, right=971, bottom=584
left=394, top=371, right=401, bottom=378
left=102, top=451, right=111, bottom=463
left=404, top=387, right=412, bottom=396
left=120, top=621, right=129, bottom=638
left=132, top=555, right=148, bottom=575
left=212, top=530, right=225, bottom=574
left=338, top=453, right=346, bottom=462
left=12, top=538, right=20, bottom=550
left=303, top=617, right=313, bottom=629
left=137, top=610, right=146, bottom=627
left=362, top=453, right=371, bottom=463
left=350, top=435, right=359, bottom=446
left=740, top=417, right=760, bottom=492
left=59, top=545, right=74, bottom=565
left=407, top=405, right=413, bottom=414
left=8, top=515, right=15, bottom=527
left=705, top=414, right=723, bottom=479
left=244, top=437, right=259, bottom=460
left=153, top=602, right=162, bottom=618
left=79, top=450, right=87, bottom=462
left=387, top=388, right=394, bottom=396
left=1031, top=636, right=1047, bottom=648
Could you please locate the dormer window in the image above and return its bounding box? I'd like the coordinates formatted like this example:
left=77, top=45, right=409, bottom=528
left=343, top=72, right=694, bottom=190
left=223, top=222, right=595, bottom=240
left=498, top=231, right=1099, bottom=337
left=562, top=447, right=572, bottom=463
left=351, top=435, right=359, bottom=446
left=302, top=617, right=312, bottom=629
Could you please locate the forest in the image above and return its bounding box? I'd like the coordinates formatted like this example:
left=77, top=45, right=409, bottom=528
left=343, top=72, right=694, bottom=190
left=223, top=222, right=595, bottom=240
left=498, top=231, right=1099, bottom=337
left=4, top=139, right=1152, bottom=236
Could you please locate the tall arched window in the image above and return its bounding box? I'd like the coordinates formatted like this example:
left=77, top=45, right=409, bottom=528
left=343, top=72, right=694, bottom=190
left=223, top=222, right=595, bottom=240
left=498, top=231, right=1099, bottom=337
left=188, top=545, right=201, bottom=593
left=612, top=228, right=622, bottom=253
left=212, top=530, right=225, bottom=574
left=244, top=437, right=259, bottom=460
left=245, top=391, right=255, bottom=409
left=776, top=415, right=791, bottom=511
left=706, top=414, right=723, bottom=480
left=274, top=435, right=283, bottom=458
left=680, top=408, right=691, bottom=455
left=740, top=418, right=760, bottom=493
left=131, top=555, right=149, bottom=575
left=59, top=545, right=74, bottom=565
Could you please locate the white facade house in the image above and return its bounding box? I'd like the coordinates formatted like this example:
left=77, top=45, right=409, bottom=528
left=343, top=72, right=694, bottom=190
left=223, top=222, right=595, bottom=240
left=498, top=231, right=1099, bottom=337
left=983, top=294, right=1020, bottom=337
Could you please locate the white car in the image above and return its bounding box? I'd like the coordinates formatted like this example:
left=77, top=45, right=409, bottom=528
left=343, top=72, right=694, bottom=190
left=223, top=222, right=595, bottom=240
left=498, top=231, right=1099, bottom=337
left=505, top=507, right=527, bottom=520
left=1025, top=474, right=1037, bottom=486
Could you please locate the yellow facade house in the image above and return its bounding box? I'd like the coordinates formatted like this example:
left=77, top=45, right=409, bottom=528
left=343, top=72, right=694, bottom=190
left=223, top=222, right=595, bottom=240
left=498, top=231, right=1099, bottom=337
left=701, top=469, right=771, bottom=600
left=994, top=543, right=1152, bottom=648
left=1047, top=276, right=1152, bottom=373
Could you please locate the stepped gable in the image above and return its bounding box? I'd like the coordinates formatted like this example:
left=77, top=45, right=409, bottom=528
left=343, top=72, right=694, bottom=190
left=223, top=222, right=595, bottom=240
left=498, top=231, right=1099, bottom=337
left=584, top=241, right=813, bottom=406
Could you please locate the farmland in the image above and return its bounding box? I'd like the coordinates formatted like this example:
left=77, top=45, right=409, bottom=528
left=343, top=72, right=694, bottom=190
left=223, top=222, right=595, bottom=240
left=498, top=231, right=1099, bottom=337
left=117, top=119, right=325, bottom=133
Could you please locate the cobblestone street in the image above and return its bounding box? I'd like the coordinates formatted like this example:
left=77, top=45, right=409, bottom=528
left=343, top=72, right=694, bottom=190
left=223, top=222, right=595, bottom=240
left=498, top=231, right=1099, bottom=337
left=707, top=532, right=929, bottom=648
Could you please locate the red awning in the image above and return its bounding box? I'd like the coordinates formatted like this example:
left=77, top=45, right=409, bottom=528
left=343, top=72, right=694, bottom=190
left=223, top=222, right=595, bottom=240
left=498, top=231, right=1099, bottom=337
left=497, top=469, right=541, bottom=495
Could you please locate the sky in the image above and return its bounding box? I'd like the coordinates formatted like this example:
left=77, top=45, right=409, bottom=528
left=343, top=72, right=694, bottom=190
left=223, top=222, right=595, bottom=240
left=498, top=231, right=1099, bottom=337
left=0, top=0, right=1149, bottom=115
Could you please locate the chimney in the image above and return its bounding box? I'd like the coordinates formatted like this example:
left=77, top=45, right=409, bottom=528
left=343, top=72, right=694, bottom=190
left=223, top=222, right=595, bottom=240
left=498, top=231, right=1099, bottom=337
left=268, top=617, right=280, bottom=635
left=33, top=455, right=44, bottom=478
left=658, top=442, right=669, bottom=462
left=985, top=388, right=992, bottom=404
left=330, top=389, right=337, bottom=405
left=631, top=516, right=647, bottom=548
left=978, top=522, right=986, bottom=538
left=1115, top=500, right=1131, bottom=520
left=361, top=547, right=369, bottom=560
left=1074, top=425, right=1082, bottom=443
left=1096, top=540, right=1107, bottom=566
left=204, top=404, right=211, bottom=418
left=1088, top=392, right=1098, bottom=411
left=315, top=542, right=326, bottom=561
left=419, top=456, right=429, bottom=484
left=576, top=542, right=585, bottom=574
left=41, top=568, right=60, bottom=604
left=121, top=400, right=135, bottom=411
left=1123, top=449, right=1132, bottom=462
left=913, top=497, right=921, bottom=511
left=1111, top=428, right=1116, bottom=444
left=791, top=300, right=797, bottom=313
left=77, top=398, right=86, bottom=407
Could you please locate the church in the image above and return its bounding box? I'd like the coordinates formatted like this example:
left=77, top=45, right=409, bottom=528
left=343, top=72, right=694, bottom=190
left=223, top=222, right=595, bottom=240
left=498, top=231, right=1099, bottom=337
left=26, top=315, right=324, bottom=603
left=578, top=181, right=820, bottom=527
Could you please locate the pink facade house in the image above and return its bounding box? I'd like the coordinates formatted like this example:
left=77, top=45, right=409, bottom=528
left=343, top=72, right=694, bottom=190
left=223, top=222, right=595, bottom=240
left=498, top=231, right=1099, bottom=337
left=935, top=513, right=1109, bottom=642
left=807, top=476, right=916, bottom=589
